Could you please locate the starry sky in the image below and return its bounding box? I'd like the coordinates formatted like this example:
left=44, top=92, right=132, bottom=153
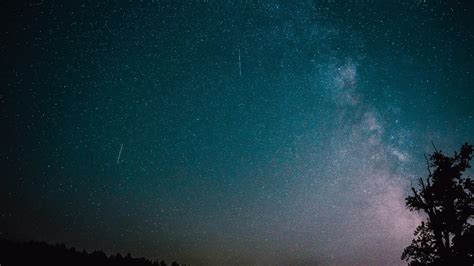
left=1, top=1, right=473, bottom=265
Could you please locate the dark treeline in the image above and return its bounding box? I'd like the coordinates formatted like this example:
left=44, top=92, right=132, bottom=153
left=0, top=239, right=185, bottom=266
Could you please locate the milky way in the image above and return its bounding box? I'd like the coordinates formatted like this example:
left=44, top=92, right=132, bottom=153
left=1, top=1, right=473, bottom=265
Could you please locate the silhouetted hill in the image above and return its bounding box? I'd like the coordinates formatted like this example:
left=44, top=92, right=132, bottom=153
left=0, top=239, right=184, bottom=266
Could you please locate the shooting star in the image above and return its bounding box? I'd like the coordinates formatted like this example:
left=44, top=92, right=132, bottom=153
left=238, top=48, right=242, bottom=77
left=116, top=143, right=123, bottom=164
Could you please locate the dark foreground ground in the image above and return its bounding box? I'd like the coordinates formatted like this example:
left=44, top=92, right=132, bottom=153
left=0, top=239, right=184, bottom=266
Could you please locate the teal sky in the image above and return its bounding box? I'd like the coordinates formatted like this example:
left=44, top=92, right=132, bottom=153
left=1, top=1, right=473, bottom=265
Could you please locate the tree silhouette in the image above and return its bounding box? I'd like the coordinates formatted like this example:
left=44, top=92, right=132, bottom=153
left=0, top=238, right=181, bottom=266
left=402, top=143, right=474, bottom=265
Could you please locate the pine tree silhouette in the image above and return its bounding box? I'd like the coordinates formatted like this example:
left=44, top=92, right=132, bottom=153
left=0, top=239, right=180, bottom=266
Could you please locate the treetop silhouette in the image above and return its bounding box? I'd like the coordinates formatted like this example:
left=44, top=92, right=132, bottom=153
left=0, top=239, right=183, bottom=266
left=402, top=142, right=473, bottom=265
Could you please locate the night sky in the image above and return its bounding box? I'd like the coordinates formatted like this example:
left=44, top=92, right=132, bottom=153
left=1, top=1, right=473, bottom=265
